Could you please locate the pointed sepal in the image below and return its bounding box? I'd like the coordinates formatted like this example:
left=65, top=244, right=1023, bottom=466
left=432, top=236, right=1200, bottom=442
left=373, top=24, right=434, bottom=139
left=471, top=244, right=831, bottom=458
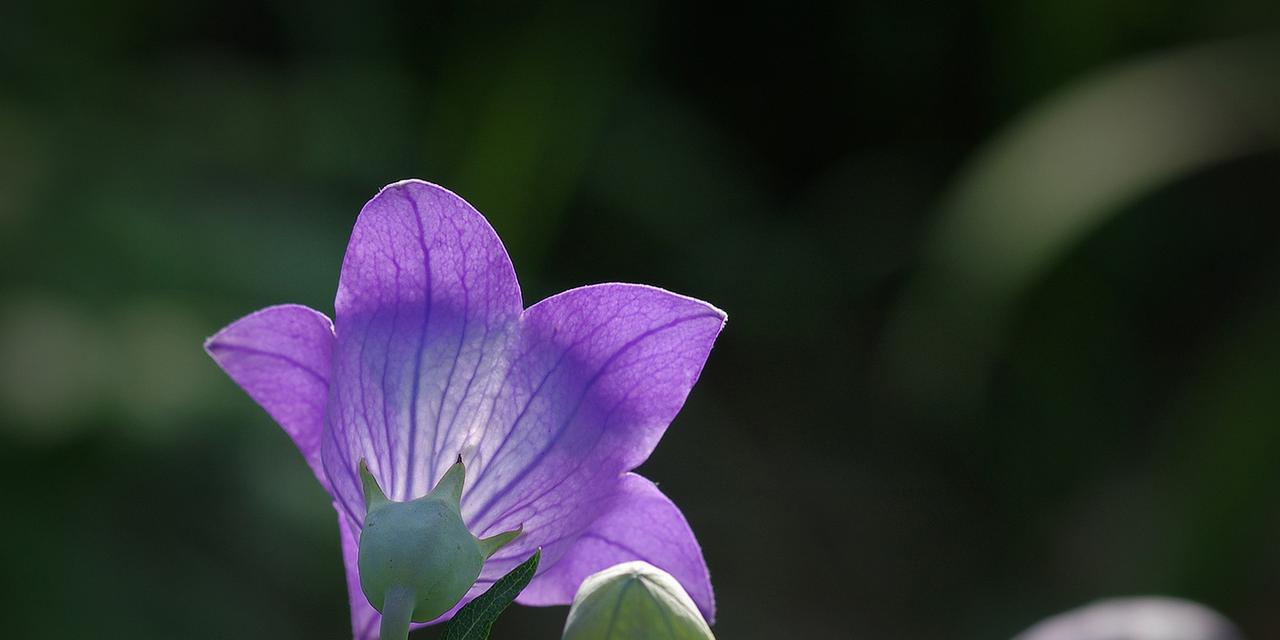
left=477, top=524, right=523, bottom=559
left=359, top=459, right=390, bottom=513
left=428, top=455, right=466, bottom=508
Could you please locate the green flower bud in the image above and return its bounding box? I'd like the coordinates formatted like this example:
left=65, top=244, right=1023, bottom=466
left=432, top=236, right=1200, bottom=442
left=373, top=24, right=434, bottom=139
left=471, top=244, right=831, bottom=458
left=358, top=458, right=521, bottom=640
left=562, top=561, right=715, bottom=640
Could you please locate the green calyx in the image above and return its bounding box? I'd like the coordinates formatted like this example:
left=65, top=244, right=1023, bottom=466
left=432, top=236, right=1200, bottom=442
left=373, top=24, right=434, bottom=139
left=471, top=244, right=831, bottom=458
left=358, top=458, right=522, bottom=640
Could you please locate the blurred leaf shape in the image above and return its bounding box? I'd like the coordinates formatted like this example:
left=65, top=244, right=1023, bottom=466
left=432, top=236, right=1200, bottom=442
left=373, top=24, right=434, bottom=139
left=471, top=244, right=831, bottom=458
left=428, top=5, right=651, bottom=269
left=0, top=293, right=113, bottom=433
left=1153, top=283, right=1280, bottom=598
left=0, top=292, right=219, bottom=443
left=0, top=103, right=51, bottom=230
left=113, top=298, right=220, bottom=437
left=881, top=38, right=1280, bottom=412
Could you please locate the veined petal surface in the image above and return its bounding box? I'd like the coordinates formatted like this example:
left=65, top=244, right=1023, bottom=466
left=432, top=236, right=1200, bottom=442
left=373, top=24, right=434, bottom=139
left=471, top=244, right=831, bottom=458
left=322, top=180, right=522, bottom=523
left=516, top=472, right=715, bottom=622
left=460, top=284, right=724, bottom=593
left=205, top=304, right=335, bottom=486
left=337, top=511, right=379, bottom=640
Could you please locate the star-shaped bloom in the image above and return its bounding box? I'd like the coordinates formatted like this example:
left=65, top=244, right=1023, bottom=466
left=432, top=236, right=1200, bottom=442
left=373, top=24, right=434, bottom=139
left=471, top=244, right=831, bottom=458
left=206, top=180, right=723, bottom=638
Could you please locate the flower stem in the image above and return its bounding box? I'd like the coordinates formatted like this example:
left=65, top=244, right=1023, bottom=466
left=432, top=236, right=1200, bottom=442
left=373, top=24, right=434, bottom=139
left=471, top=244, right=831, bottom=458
left=380, top=586, right=415, bottom=640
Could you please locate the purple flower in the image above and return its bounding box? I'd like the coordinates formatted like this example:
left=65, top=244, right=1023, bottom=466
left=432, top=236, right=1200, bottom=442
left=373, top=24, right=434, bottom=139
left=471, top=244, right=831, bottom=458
left=205, top=180, right=723, bottom=638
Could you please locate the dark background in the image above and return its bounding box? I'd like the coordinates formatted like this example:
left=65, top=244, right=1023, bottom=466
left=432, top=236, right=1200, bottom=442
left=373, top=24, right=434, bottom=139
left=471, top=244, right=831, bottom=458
left=2, top=1, right=1280, bottom=638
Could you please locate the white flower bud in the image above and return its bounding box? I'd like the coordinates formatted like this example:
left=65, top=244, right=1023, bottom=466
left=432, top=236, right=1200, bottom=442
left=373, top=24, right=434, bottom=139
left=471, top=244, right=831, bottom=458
left=1015, top=597, right=1241, bottom=640
left=562, top=561, right=714, bottom=640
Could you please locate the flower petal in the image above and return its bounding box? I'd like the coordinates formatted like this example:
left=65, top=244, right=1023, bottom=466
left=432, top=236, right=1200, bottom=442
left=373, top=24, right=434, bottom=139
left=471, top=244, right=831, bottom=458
left=323, top=180, right=523, bottom=523
left=205, top=304, right=335, bottom=487
left=516, top=472, right=715, bottom=623
left=337, top=511, right=380, bottom=640
left=461, top=284, right=725, bottom=590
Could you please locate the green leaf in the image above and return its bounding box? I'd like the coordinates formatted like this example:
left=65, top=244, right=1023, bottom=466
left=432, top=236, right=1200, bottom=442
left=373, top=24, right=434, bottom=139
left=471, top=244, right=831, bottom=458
left=880, top=40, right=1280, bottom=413
left=441, top=549, right=541, bottom=640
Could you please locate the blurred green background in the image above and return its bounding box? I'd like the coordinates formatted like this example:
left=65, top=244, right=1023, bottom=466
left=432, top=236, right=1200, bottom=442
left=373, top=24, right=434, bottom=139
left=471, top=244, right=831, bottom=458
left=3, top=1, right=1280, bottom=638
